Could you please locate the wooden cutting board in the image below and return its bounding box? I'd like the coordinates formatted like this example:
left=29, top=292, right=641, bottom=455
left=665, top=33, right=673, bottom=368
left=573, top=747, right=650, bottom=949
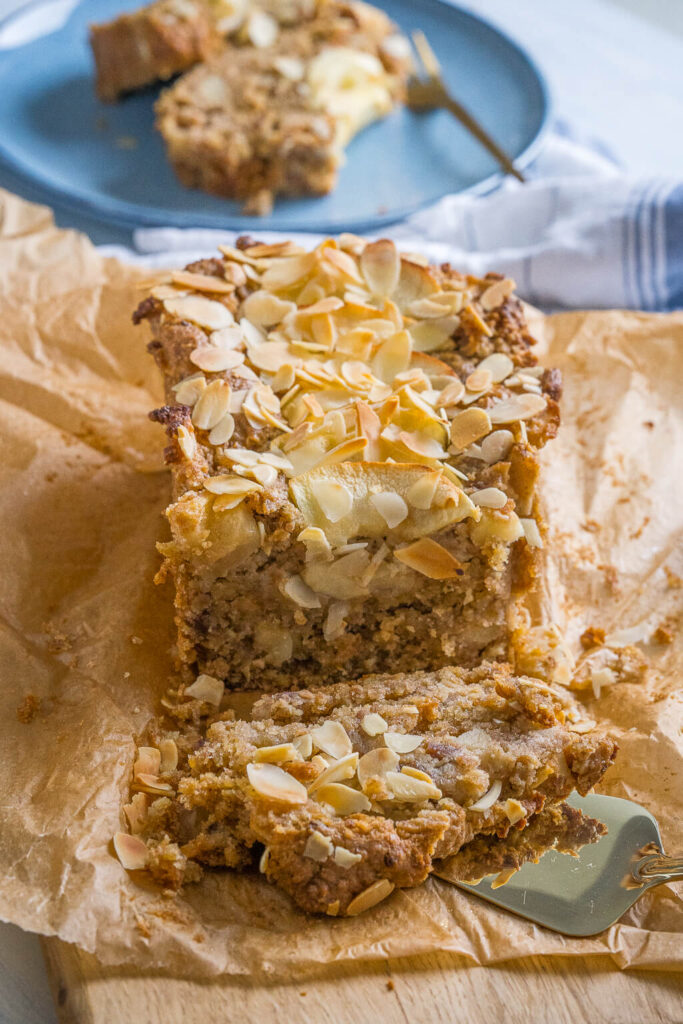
left=41, top=938, right=683, bottom=1024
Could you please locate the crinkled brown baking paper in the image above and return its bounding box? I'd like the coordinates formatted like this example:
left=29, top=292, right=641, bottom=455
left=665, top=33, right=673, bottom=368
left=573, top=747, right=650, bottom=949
left=0, top=189, right=680, bottom=976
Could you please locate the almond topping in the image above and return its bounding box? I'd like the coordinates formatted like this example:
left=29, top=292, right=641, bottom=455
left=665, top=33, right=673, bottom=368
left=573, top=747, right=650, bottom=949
left=173, top=373, right=206, bottom=406
left=437, top=379, right=465, bottom=408
left=346, top=879, right=395, bottom=916
left=480, top=429, right=514, bottom=464
left=360, top=239, right=400, bottom=297
left=488, top=393, right=547, bottom=423
left=503, top=798, right=526, bottom=825
left=310, top=720, right=353, bottom=760
left=370, top=491, right=408, bottom=528
left=134, top=773, right=174, bottom=795
left=113, top=832, right=148, bottom=870
left=134, top=747, right=160, bottom=778
left=333, top=846, right=363, bottom=869
left=204, top=475, right=262, bottom=495
left=385, top=770, right=442, bottom=801
left=184, top=674, right=224, bottom=706
left=394, top=538, right=463, bottom=580
left=123, top=793, right=147, bottom=834
left=316, top=783, right=371, bottom=816
left=477, top=352, right=514, bottom=382
left=171, top=270, right=235, bottom=294
left=282, top=574, right=321, bottom=609
left=469, top=779, right=502, bottom=811
left=310, top=478, right=354, bottom=523
left=405, top=470, right=442, bottom=510
left=384, top=732, right=423, bottom=754
left=470, top=487, right=508, bottom=509
left=192, top=379, right=231, bottom=430
left=176, top=424, right=197, bottom=459
left=357, top=747, right=399, bottom=791
left=159, top=739, right=178, bottom=774
left=466, top=368, right=492, bottom=393
left=449, top=407, right=492, bottom=451
left=308, top=752, right=359, bottom=794
left=247, top=763, right=308, bottom=804
left=520, top=517, right=543, bottom=548
left=208, top=413, right=235, bottom=445
left=373, top=329, right=412, bottom=383
left=163, top=294, right=235, bottom=330
left=242, top=290, right=296, bottom=327
left=479, top=278, right=515, bottom=312
left=254, top=743, right=303, bottom=764
left=292, top=734, right=314, bottom=758
left=190, top=346, right=245, bottom=373
left=361, top=712, right=388, bottom=737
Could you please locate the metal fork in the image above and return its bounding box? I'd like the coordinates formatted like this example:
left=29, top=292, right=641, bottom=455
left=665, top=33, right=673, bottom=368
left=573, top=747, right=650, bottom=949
left=406, top=30, right=526, bottom=183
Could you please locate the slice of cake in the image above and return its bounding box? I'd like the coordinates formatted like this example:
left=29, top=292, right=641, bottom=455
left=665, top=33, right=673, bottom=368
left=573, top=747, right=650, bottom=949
left=154, top=1, right=411, bottom=209
left=113, top=664, right=616, bottom=916
left=135, top=235, right=561, bottom=691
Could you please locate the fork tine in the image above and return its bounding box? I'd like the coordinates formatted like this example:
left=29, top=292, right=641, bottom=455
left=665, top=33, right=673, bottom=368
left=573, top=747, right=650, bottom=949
left=411, top=30, right=441, bottom=78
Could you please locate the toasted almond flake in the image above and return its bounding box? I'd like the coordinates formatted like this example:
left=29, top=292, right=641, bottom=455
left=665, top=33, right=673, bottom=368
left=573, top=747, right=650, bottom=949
left=164, top=294, right=234, bottom=330
left=359, top=541, right=389, bottom=587
left=171, top=270, right=235, bottom=294
left=159, top=738, right=178, bottom=774
left=480, top=429, right=514, bottom=464
left=247, top=762, right=308, bottom=804
left=310, top=720, right=353, bottom=760
left=437, top=378, right=465, bottom=407
left=477, top=352, right=514, bottom=382
left=346, top=879, right=395, bottom=916
left=394, top=538, right=463, bottom=580
left=569, top=719, right=596, bottom=734
left=465, top=368, right=492, bottom=393
left=310, top=478, right=354, bottom=523
left=271, top=363, right=296, bottom=394
left=250, top=463, right=278, bottom=487
left=333, top=846, right=363, bottom=869
left=479, top=278, right=515, bottom=312
left=212, top=494, right=245, bottom=511
left=173, top=373, right=206, bottom=406
left=520, top=517, right=543, bottom=548
left=259, top=847, right=270, bottom=873
left=245, top=7, right=278, bottom=46
left=218, top=244, right=260, bottom=266
left=464, top=303, right=493, bottom=336
left=282, top=574, right=321, bottom=609
left=190, top=346, right=244, bottom=372
left=401, top=766, right=434, bottom=783
left=591, top=666, right=616, bottom=699
left=385, top=770, right=441, bottom=801
left=488, top=393, right=547, bottom=423
left=242, top=290, right=296, bottom=327
left=470, top=487, right=508, bottom=509
left=185, top=674, right=224, bottom=706
left=206, top=413, right=234, bottom=446
left=370, top=491, right=408, bottom=528
left=384, top=732, right=423, bottom=754
left=357, top=747, right=400, bottom=791
left=255, top=743, right=303, bottom=764
left=316, top=436, right=367, bottom=468
left=450, top=407, right=492, bottom=451
left=316, top=783, right=371, bottom=816
left=361, top=712, right=388, bottom=736
left=308, top=752, right=359, bottom=794
left=134, top=746, right=161, bottom=778
left=469, top=779, right=502, bottom=811
left=176, top=424, right=197, bottom=459
left=292, top=733, right=314, bottom=758
left=134, top=772, right=174, bottom=794
left=222, top=261, right=248, bottom=286
left=373, top=329, right=412, bottom=383
left=123, top=792, right=147, bottom=834
left=204, top=474, right=262, bottom=496
left=410, top=316, right=458, bottom=353
left=303, top=830, right=334, bottom=862
left=273, top=54, right=305, bottom=79
left=322, top=246, right=364, bottom=283
left=405, top=469, right=442, bottom=510
left=192, top=379, right=231, bottom=430
left=113, top=832, right=148, bottom=870
left=503, top=798, right=526, bottom=825
left=324, top=600, right=349, bottom=641
left=360, top=239, right=400, bottom=297
left=397, top=430, right=447, bottom=460
left=298, top=525, right=333, bottom=562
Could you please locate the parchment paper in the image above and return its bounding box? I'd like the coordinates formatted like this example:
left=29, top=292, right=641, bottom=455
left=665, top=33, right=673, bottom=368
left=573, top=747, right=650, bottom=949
left=0, top=189, right=680, bottom=976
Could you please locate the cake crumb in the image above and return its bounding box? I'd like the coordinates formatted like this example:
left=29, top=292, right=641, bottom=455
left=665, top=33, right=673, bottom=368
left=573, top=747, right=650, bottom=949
left=651, top=626, right=673, bottom=645
left=16, top=694, right=41, bottom=724
left=580, top=627, right=605, bottom=650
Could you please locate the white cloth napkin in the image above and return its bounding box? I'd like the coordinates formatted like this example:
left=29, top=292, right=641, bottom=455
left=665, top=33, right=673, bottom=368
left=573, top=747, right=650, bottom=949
left=100, top=130, right=683, bottom=312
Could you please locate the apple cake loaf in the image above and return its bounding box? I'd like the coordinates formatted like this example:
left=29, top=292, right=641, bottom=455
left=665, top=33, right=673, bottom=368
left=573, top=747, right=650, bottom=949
left=113, top=664, right=615, bottom=916
left=135, top=235, right=561, bottom=692
left=154, top=1, right=411, bottom=209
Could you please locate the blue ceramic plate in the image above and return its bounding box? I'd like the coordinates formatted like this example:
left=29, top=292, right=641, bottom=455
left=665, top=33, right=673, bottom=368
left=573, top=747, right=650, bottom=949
left=0, top=0, right=550, bottom=232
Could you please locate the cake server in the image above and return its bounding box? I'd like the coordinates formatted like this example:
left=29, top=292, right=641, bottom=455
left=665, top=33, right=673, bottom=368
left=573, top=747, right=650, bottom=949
left=442, top=792, right=682, bottom=936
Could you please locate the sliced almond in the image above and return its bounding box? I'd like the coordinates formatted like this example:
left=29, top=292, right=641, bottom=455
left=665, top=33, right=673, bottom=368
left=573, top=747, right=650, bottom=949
left=372, top=329, right=412, bottom=383
left=292, top=733, right=314, bottom=758
left=346, top=879, right=395, bottom=916
left=247, top=762, right=308, bottom=804
left=159, top=738, right=178, bottom=774
left=208, top=413, right=235, bottom=445
left=242, top=290, right=296, bottom=328
left=190, top=346, right=244, bottom=373
left=488, top=393, right=547, bottom=423
left=405, top=469, right=442, bottom=510
left=465, top=368, right=492, bottom=393
left=477, top=352, right=514, bottom=382
left=503, top=798, right=526, bottom=825
left=479, top=278, right=515, bottom=312
left=173, top=373, right=206, bottom=406
left=324, top=600, right=349, bottom=641
left=113, top=832, right=148, bottom=870
left=401, top=766, right=434, bottom=783
left=134, top=773, right=173, bottom=795
left=245, top=8, right=278, bottom=46
left=409, top=316, right=458, bottom=353
left=176, top=424, right=197, bottom=459
left=437, top=379, right=465, bottom=408
left=370, top=491, right=409, bottom=529
left=204, top=475, right=262, bottom=496
left=394, top=538, right=463, bottom=579
left=310, top=478, right=354, bottom=523
left=192, top=379, right=231, bottom=430
left=360, top=239, right=400, bottom=297
left=185, top=674, right=224, bottom=706
left=163, top=294, right=234, bottom=330
left=384, top=732, right=423, bottom=754
left=171, top=270, right=235, bottom=294
left=449, top=407, right=492, bottom=451
left=123, top=792, right=147, bottom=834
left=316, top=783, right=371, bottom=816
left=259, top=848, right=270, bottom=873
left=333, top=846, right=363, bottom=869
left=308, top=752, right=359, bottom=795
left=361, top=712, right=388, bottom=737
left=298, top=525, right=333, bottom=562
left=520, top=517, right=543, bottom=548
left=254, top=743, right=303, bottom=764
left=134, top=746, right=160, bottom=778
left=480, top=429, right=514, bottom=464
left=310, top=720, right=353, bottom=760
left=357, top=747, right=400, bottom=791
left=469, top=779, right=502, bottom=811
left=470, top=487, right=508, bottom=509
left=385, top=770, right=441, bottom=802
left=282, top=574, right=321, bottom=609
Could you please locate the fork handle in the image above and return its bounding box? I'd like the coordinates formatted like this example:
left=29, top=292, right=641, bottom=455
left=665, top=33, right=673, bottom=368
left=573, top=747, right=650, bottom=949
left=632, top=853, right=683, bottom=886
left=440, top=93, right=526, bottom=183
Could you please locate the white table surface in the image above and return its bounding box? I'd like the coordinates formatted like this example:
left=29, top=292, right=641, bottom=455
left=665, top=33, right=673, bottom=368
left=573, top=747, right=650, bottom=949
left=2, top=0, right=683, bottom=1020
